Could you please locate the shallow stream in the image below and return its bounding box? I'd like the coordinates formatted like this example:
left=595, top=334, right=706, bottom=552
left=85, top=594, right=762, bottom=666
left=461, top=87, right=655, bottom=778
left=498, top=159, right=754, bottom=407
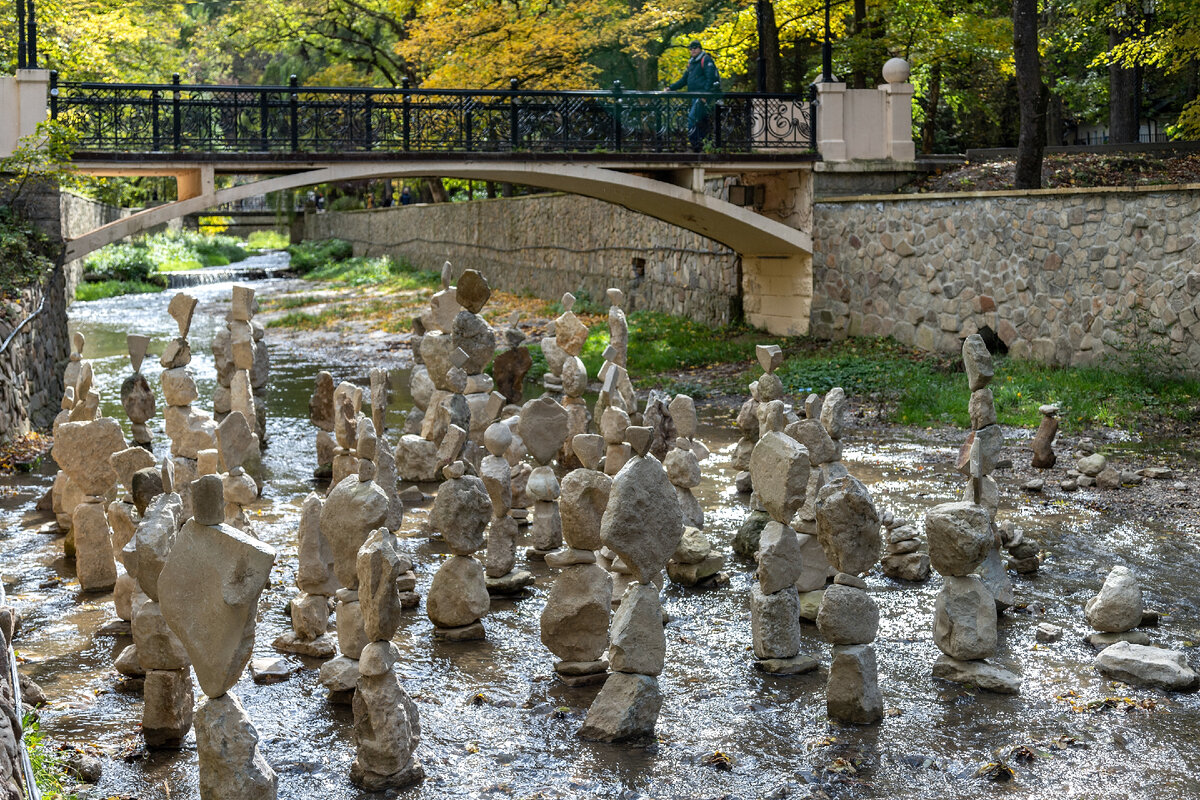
left=2, top=255, right=1200, bottom=799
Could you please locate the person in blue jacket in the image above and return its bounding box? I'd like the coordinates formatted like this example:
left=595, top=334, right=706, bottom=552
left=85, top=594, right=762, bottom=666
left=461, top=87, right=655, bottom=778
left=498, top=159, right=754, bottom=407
left=665, top=40, right=722, bottom=151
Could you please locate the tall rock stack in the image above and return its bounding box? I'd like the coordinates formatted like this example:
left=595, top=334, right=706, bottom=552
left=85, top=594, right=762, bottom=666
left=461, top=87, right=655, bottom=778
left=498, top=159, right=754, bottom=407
left=925, top=336, right=1021, bottom=695
left=330, top=383, right=364, bottom=489
left=319, top=459, right=390, bottom=697
left=215, top=411, right=261, bottom=532
left=539, top=321, right=568, bottom=398
left=403, top=319, right=431, bottom=436
left=600, top=406, right=632, bottom=477
left=427, top=461, right=492, bottom=640
left=120, top=334, right=155, bottom=448
left=957, top=335, right=1013, bottom=610
left=161, top=292, right=218, bottom=520
left=664, top=394, right=704, bottom=529
left=159, top=475, right=278, bottom=800
left=594, top=289, right=635, bottom=421
left=1031, top=403, right=1059, bottom=470
left=52, top=418, right=125, bottom=592
left=580, top=426, right=683, bottom=742
left=107, top=445, right=157, bottom=621
left=492, top=312, right=533, bottom=406
left=518, top=396, right=569, bottom=559
left=397, top=324, right=470, bottom=483
left=369, top=367, right=389, bottom=437
left=817, top=577, right=883, bottom=723
left=480, top=421, right=533, bottom=595
left=451, top=269, right=498, bottom=439
left=121, top=487, right=193, bottom=748
left=554, top=294, right=592, bottom=470
left=732, top=378, right=763, bottom=494
left=747, top=411, right=814, bottom=675
left=273, top=492, right=338, bottom=659
left=309, top=371, right=337, bottom=480
left=351, top=528, right=424, bottom=790
left=880, top=512, right=931, bottom=582
left=51, top=332, right=98, bottom=536
left=540, top=433, right=613, bottom=687
left=212, top=284, right=269, bottom=443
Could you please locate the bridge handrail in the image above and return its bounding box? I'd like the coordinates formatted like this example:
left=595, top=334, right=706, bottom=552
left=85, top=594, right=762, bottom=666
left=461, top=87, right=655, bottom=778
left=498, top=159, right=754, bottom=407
left=49, top=73, right=817, bottom=155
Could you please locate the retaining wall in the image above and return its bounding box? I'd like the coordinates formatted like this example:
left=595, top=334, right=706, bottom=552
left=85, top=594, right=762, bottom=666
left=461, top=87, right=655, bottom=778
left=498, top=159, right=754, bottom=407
left=60, top=191, right=135, bottom=299
left=306, top=194, right=742, bottom=325
left=0, top=183, right=68, bottom=443
left=811, top=185, right=1200, bottom=372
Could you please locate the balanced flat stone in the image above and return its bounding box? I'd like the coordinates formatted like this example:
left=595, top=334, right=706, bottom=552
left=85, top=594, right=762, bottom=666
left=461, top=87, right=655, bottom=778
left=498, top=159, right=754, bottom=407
left=932, top=655, right=1021, bottom=694
left=1094, top=641, right=1199, bottom=691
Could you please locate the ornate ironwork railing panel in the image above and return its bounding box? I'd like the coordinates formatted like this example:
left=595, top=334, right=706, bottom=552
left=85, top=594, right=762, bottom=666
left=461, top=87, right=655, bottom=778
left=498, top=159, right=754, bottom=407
left=50, top=74, right=817, bottom=155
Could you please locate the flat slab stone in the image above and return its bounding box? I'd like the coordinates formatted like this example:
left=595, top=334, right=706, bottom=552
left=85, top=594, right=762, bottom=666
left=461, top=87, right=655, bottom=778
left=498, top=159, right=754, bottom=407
left=1094, top=642, right=1199, bottom=691
left=932, top=655, right=1022, bottom=694
left=754, top=655, right=819, bottom=675
left=1086, top=630, right=1152, bottom=650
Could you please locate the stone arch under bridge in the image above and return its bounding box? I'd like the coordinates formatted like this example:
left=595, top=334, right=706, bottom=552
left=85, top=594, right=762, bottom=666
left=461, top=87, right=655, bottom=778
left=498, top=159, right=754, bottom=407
left=65, top=159, right=815, bottom=335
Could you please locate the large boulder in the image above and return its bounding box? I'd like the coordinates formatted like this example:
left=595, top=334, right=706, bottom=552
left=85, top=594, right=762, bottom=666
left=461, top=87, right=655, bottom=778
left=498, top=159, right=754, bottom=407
left=540, top=564, right=612, bottom=663
left=815, top=475, right=881, bottom=576
left=1085, top=566, right=1143, bottom=633
left=933, top=575, right=997, bottom=660
left=600, top=456, right=683, bottom=584
left=1094, top=642, right=1199, bottom=691
left=195, top=693, right=277, bottom=799
left=321, top=476, right=389, bottom=589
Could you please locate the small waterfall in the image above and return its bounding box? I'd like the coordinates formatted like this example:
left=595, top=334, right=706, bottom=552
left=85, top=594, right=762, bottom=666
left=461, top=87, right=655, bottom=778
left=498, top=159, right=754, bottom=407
left=165, top=251, right=292, bottom=288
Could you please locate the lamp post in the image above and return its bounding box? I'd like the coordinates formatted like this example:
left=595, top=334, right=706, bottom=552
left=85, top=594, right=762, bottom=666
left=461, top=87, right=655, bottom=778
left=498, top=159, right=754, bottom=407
left=822, top=0, right=832, bottom=83
left=16, top=0, right=26, bottom=68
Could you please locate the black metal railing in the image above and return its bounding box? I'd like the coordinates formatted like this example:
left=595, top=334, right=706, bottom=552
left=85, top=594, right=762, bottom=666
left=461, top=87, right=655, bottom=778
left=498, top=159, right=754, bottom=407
left=49, top=73, right=817, bottom=155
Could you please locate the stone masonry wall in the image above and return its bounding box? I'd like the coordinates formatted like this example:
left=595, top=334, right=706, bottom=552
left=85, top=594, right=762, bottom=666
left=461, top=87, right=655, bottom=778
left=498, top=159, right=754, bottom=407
left=60, top=191, right=135, bottom=299
left=306, top=193, right=741, bottom=325
left=812, top=186, right=1200, bottom=373
left=0, top=182, right=68, bottom=443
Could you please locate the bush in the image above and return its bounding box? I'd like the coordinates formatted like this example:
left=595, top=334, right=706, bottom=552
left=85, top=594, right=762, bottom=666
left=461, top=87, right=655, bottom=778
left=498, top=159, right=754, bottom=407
left=82, top=242, right=156, bottom=282
left=287, top=238, right=354, bottom=274
left=0, top=208, right=57, bottom=293
left=247, top=230, right=290, bottom=250
left=76, top=279, right=165, bottom=301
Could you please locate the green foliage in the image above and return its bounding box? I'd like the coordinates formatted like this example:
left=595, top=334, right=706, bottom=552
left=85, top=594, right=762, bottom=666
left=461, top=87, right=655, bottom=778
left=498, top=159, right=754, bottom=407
left=0, top=122, right=80, bottom=204
left=0, top=208, right=58, bottom=295
left=303, top=255, right=440, bottom=288
left=246, top=230, right=291, bottom=250
left=286, top=239, right=355, bottom=275
left=22, top=711, right=78, bottom=799
left=624, top=312, right=768, bottom=376
left=547, top=289, right=607, bottom=316
left=82, top=243, right=156, bottom=282
left=75, top=279, right=165, bottom=302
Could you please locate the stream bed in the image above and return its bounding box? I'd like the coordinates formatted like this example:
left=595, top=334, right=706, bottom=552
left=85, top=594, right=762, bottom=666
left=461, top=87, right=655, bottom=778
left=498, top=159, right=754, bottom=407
left=2, top=256, right=1200, bottom=799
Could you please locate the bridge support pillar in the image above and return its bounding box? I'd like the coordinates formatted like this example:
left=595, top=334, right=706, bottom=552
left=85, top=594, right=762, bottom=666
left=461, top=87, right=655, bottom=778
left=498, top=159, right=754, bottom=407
left=0, top=69, right=50, bottom=158
left=742, top=253, right=812, bottom=336
left=177, top=166, right=215, bottom=201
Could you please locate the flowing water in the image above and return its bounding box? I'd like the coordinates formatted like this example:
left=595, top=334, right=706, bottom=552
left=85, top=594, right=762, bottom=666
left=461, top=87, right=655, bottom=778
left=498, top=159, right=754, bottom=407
left=2, top=253, right=1200, bottom=799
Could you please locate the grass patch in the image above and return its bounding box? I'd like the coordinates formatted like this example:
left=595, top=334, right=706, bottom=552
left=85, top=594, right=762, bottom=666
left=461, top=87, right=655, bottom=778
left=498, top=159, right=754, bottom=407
left=287, top=238, right=354, bottom=274
left=246, top=230, right=290, bottom=250
left=302, top=255, right=440, bottom=288
left=75, top=280, right=165, bottom=302
left=24, top=712, right=79, bottom=799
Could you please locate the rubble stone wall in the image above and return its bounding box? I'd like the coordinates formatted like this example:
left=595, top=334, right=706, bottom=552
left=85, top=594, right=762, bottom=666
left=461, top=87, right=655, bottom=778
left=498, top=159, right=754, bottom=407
left=812, top=186, right=1200, bottom=373
left=306, top=193, right=742, bottom=325
left=0, top=183, right=68, bottom=443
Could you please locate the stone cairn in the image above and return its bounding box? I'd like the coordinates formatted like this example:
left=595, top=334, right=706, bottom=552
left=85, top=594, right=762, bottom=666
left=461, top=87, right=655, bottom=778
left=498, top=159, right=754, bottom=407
left=159, top=475, right=278, bottom=800
left=161, top=292, right=219, bottom=519
left=880, top=511, right=931, bottom=582
left=600, top=405, right=632, bottom=478
left=120, top=474, right=194, bottom=749
left=519, top=395, right=570, bottom=560
left=594, top=289, right=636, bottom=422
left=732, top=364, right=774, bottom=494
left=539, top=321, right=567, bottom=399
left=213, top=409, right=261, bottom=531
left=746, top=393, right=814, bottom=676
left=580, top=426, right=683, bottom=741
left=52, top=414, right=125, bottom=592
left=274, top=491, right=338, bottom=659
left=50, top=331, right=97, bottom=538
left=480, top=420, right=534, bottom=595
left=106, top=445, right=157, bottom=623
left=663, top=394, right=724, bottom=588
left=310, top=371, right=337, bottom=480
left=492, top=311, right=533, bottom=406
left=317, top=433, right=393, bottom=697
left=1030, top=403, right=1059, bottom=470
left=555, top=294, right=591, bottom=470
left=351, top=527, right=424, bottom=790
left=427, top=460, right=492, bottom=640
left=925, top=335, right=1022, bottom=695
left=212, top=284, right=269, bottom=443
left=540, top=433, right=613, bottom=688
left=1088, top=567, right=1199, bottom=691
left=120, top=334, right=155, bottom=448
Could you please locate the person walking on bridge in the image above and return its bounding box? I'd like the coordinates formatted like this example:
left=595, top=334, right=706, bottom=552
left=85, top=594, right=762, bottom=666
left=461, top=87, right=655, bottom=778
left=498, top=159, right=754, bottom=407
left=664, top=40, right=722, bottom=152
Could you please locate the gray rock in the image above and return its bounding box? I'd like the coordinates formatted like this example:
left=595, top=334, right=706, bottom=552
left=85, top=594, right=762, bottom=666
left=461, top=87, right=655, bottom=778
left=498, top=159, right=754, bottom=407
left=318, top=655, right=360, bottom=693
left=756, top=521, right=804, bottom=595
left=1085, top=566, right=1143, bottom=633
left=1096, top=466, right=1122, bottom=490
left=882, top=551, right=931, bottom=582
left=815, top=475, right=881, bottom=576
left=932, top=655, right=1021, bottom=694
left=1094, top=642, right=1199, bottom=691
left=819, top=387, right=848, bottom=440
left=195, top=692, right=277, bottom=799
left=427, top=555, right=489, bottom=628
left=933, top=576, right=997, bottom=660
left=430, top=475, right=491, bottom=555
left=785, top=419, right=837, bottom=465
left=578, top=673, right=663, bottom=742
left=485, top=515, right=519, bottom=578
left=133, top=600, right=191, bottom=670
left=608, top=582, right=665, bottom=675
left=666, top=553, right=724, bottom=586
left=816, top=584, right=879, bottom=645
left=1077, top=453, right=1107, bottom=477
left=795, top=533, right=833, bottom=592
left=142, top=668, right=195, bottom=748
left=1086, top=630, right=1151, bottom=650
left=968, top=388, right=997, bottom=429
left=750, top=583, right=802, bottom=660
left=296, top=492, right=338, bottom=596
left=559, top=469, right=612, bottom=551
left=351, top=653, right=423, bottom=790
left=826, top=645, right=882, bottom=724
left=733, top=510, right=770, bottom=557
left=600, top=455, right=683, bottom=585
left=748, top=432, right=810, bottom=524
left=673, top=527, right=711, bottom=564
left=540, top=564, right=612, bottom=663
left=962, top=334, right=993, bottom=391
left=925, top=501, right=993, bottom=577
left=335, top=600, right=367, bottom=660
left=321, top=476, right=389, bottom=589
left=290, top=592, right=329, bottom=640
left=53, top=418, right=125, bottom=495
left=1035, top=622, right=1063, bottom=642
left=519, top=396, right=569, bottom=465
left=73, top=501, right=118, bottom=592
left=976, top=546, right=1015, bottom=612
left=452, top=310, right=496, bottom=374
left=357, top=528, right=409, bottom=641
left=395, top=435, right=439, bottom=483
left=159, top=520, right=276, bottom=698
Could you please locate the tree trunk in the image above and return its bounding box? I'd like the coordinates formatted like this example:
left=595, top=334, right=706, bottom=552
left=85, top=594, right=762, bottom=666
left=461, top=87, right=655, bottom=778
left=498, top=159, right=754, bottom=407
left=762, top=1, right=783, bottom=92
left=921, top=63, right=942, bottom=155
left=634, top=55, right=659, bottom=90
left=1108, top=28, right=1140, bottom=143
left=1013, top=0, right=1043, bottom=189
left=424, top=178, right=449, bottom=203
left=852, top=0, right=870, bottom=88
